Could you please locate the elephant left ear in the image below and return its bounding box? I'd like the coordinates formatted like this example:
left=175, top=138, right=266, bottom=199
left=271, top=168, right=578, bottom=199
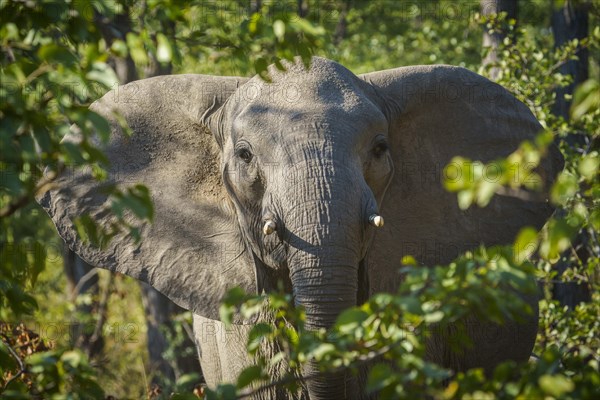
left=37, top=74, right=258, bottom=323
left=360, top=65, right=564, bottom=294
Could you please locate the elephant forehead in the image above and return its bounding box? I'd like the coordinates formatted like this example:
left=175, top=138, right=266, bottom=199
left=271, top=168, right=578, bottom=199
left=240, top=77, right=364, bottom=109
left=233, top=94, right=382, bottom=131
left=233, top=106, right=383, bottom=148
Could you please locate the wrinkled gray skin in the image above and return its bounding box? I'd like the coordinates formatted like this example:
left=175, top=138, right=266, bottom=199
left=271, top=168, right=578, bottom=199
left=39, top=58, right=563, bottom=399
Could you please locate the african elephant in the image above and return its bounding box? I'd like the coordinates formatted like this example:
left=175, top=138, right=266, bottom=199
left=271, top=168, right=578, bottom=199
left=39, top=57, right=563, bottom=399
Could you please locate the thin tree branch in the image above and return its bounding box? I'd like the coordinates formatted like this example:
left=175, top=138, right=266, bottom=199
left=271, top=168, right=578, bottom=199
left=0, top=166, right=60, bottom=218
left=71, top=267, right=99, bottom=299
left=548, top=40, right=593, bottom=75
left=181, top=319, right=195, bottom=344
left=1, top=336, right=26, bottom=390
left=0, top=194, right=32, bottom=219
left=3, top=45, right=16, bottom=62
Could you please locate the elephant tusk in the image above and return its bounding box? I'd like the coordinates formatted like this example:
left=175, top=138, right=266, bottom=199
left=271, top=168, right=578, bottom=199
left=369, top=214, right=384, bottom=228
left=263, top=220, right=277, bottom=235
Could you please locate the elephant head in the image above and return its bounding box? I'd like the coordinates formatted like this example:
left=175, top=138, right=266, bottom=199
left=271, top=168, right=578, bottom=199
left=39, top=58, right=562, bottom=399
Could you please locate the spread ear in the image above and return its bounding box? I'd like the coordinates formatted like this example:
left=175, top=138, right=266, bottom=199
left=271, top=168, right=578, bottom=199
left=361, top=65, right=563, bottom=293
left=38, top=74, right=258, bottom=323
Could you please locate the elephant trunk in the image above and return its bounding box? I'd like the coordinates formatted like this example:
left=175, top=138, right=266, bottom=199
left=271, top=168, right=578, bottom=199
left=289, top=255, right=357, bottom=400
left=303, top=360, right=349, bottom=400
left=277, top=153, right=373, bottom=399
left=285, top=197, right=363, bottom=399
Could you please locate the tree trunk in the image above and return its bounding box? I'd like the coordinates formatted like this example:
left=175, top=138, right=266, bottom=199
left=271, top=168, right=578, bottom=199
left=145, top=19, right=175, bottom=78
left=251, top=0, right=262, bottom=14
left=94, top=6, right=138, bottom=84
left=551, top=0, right=589, bottom=120
left=298, top=0, right=308, bottom=18
left=480, top=0, right=518, bottom=79
left=140, top=283, right=199, bottom=384
left=551, top=0, right=591, bottom=308
left=334, top=0, right=350, bottom=45
left=63, top=246, right=104, bottom=358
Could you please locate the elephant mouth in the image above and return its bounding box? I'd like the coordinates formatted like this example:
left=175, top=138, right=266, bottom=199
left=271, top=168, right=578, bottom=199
left=261, top=246, right=369, bottom=308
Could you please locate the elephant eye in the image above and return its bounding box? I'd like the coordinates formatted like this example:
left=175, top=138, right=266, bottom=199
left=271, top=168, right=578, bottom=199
left=373, top=141, right=389, bottom=158
left=237, top=148, right=253, bottom=163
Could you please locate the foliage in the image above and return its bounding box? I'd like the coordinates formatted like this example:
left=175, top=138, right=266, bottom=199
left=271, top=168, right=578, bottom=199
left=445, top=296, right=600, bottom=400
left=158, top=311, right=203, bottom=396
left=214, top=244, right=540, bottom=399
left=0, top=323, right=103, bottom=399
left=0, top=0, right=152, bottom=318
left=1, top=1, right=128, bottom=396
left=332, top=0, right=483, bottom=72
left=195, top=1, right=326, bottom=80
left=451, top=15, right=599, bottom=274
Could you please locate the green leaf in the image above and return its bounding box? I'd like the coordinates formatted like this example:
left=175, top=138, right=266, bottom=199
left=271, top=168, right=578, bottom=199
left=273, top=20, right=286, bottom=42
left=73, top=214, right=99, bottom=246
left=366, top=363, right=395, bottom=393
left=254, top=57, right=271, bottom=82
left=219, top=303, right=234, bottom=326
left=210, top=384, right=237, bottom=400
left=310, top=343, right=336, bottom=361
left=236, top=365, right=263, bottom=388
left=269, top=351, right=286, bottom=367
left=551, top=172, right=578, bottom=205
left=513, top=227, right=539, bottom=263
left=335, top=308, right=368, bottom=333
left=126, top=32, right=149, bottom=66
left=86, top=62, right=118, bottom=89
left=591, top=208, right=600, bottom=231
left=156, top=33, right=173, bottom=63
left=539, top=219, right=577, bottom=262
left=248, top=13, right=262, bottom=34
left=37, top=44, right=77, bottom=66
left=61, top=350, right=82, bottom=367
left=247, top=323, right=272, bottom=353
left=397, top=296, right=422, bottom=315
left=401, top=255, right=418, bottom=266
left=223, top=287, right=248, bottom=305
left=476, top=179, right=498, bottom=207
left=0, top=340, right=17, bottom=370
left=110, top=39, right=128, bottom=58
left=578, top=152, right=599, bottom=181
left=458, top=190, right=475, bottom=210
left=86, top=111, right=111, bottom=142
left=174, top=372, right=201, bottom=392
left=570, top=79, right=599, bottom=121
left=538, top=374, right=574, bottom=396
left=424, top=310, right=445, bottom=323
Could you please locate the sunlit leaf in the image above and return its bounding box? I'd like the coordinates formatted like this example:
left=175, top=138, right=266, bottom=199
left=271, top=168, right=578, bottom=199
left=156, top=33, right=173, bottom=63
left=538, top=374, right=574, bottom=396
left=513, top=227, right=539, bottom=263
left=236, top=365, right=264, bottom=389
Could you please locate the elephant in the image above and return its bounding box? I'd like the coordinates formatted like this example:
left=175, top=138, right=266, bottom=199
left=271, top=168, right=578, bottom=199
left=38, top=57, right=563, bottom=399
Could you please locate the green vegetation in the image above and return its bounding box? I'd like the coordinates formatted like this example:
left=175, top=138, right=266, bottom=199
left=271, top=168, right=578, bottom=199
left=1, top=0, right=598, bottom=399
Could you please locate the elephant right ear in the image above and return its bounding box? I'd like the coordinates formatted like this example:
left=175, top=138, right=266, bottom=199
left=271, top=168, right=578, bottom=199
left=38, top=74, right=258, bottom=323
left=360, top=65, right=564, bottom=294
